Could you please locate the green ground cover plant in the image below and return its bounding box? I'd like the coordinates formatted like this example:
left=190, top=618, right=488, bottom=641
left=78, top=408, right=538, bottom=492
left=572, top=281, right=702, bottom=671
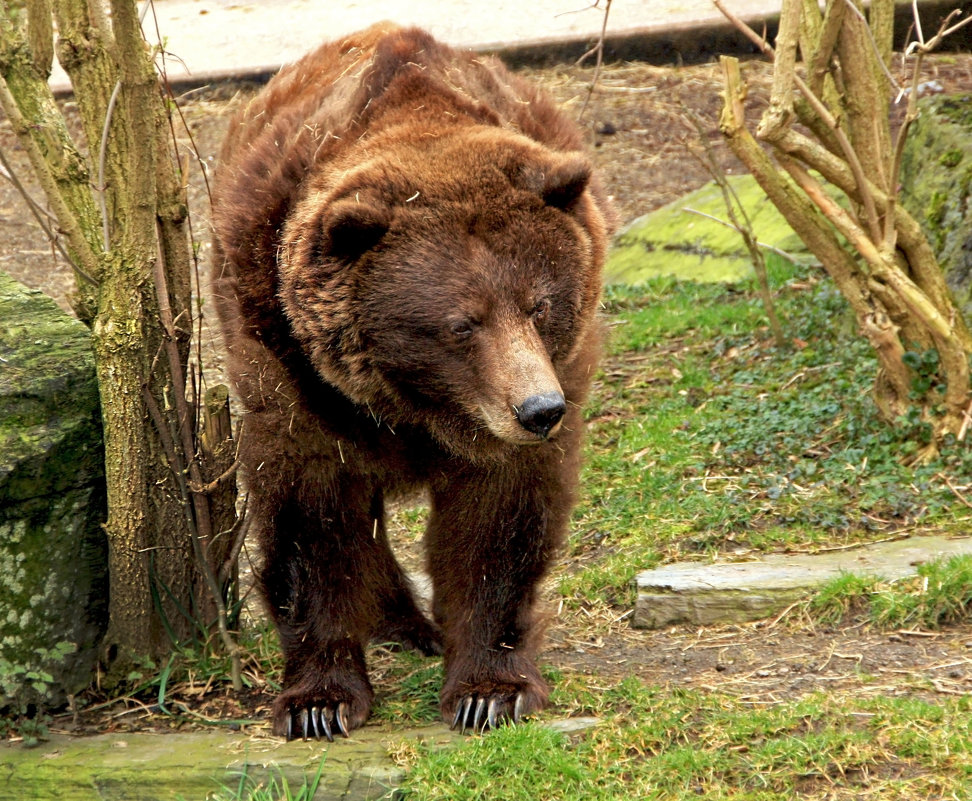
left=563, top=259, right=972, bottom=607
left=811, top=553, right=972, bottom=630
left=399, top=680, right=972, bottom=800
left=201, top=753, right=326, bottom=801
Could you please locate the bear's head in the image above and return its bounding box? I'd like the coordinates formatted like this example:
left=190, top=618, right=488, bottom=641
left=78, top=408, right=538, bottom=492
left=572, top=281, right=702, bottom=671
left=278, top=127, right=607, bottom=460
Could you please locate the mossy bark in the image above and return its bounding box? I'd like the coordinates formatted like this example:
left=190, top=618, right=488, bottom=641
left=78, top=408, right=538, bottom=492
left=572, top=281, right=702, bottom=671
left=0, top=1, right=237, bottom=676
left=899, top=94, right=972, bottom=321
left=0, top=5, right=101, bottom=320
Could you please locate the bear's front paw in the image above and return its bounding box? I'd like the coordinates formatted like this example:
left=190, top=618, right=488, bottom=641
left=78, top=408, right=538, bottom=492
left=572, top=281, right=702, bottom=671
left=273, top=677, right=373, bottom=741
left=444, top=681, right=547, bottom=735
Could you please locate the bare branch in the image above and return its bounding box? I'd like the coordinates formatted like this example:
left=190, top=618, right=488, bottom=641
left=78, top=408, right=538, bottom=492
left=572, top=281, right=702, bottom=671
left=791, top=73, right=884, bottom=245
left=806, top=0, right=845, bottom=96
left=0, top=145, right=97, bottom=283
left=98, top=80, right=122, bottom=251
left=577, top=0, right=612, bottom=120
left=680, top=207, right=800, bottom=263
left=760, top=0, right=801, bottom=139
left=0, top=72, right=103, bottom=291
left=684, top=101, right=786, bottom=347
left=713, top=0, right=775, bottom=57
left=189, top=461, right=240, bottom=496
left=152, top=225, right=242, bottom=690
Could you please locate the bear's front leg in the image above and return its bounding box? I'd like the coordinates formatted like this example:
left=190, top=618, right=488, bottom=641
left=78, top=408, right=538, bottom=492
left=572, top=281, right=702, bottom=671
left=257, top=475, right=432, bottom=740
left=427, top=455, right=573, bottom=734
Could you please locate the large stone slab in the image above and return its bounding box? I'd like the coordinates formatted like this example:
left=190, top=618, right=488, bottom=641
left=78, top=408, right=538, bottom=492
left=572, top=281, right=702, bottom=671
left=0, top=717, right=600, bottom=801
left=604, top=174, right=811, bottom=285
left=633, top=535, right=972, bottom=629
left=0, top=272, right=107, bottom=713
left=0, top=727, right=417, bottom=801
left=899, top=93, right=972, bottom=321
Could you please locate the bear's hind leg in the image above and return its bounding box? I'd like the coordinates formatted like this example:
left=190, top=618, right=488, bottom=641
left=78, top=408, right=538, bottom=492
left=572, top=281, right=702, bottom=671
left=368, top=490, right=443, bottom=656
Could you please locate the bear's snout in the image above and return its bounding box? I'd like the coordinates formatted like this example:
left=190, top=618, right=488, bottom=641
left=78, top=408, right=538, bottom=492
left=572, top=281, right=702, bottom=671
left=514, top=391, right=566, bottom=439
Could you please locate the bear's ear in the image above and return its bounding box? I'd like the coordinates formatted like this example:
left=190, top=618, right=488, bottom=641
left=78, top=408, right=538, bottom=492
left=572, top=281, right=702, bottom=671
left=518, top=153, right=592, bottom=211
left=321, top=197, right=392, bottom=260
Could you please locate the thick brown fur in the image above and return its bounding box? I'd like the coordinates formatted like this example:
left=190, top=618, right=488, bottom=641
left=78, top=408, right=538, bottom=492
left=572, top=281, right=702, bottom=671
left=211, top=23, right=612, bottom=738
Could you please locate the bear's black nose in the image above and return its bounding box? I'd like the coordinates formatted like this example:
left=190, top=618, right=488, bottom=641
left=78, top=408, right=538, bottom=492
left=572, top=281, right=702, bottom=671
left=515, top=392, right=566, bottom=438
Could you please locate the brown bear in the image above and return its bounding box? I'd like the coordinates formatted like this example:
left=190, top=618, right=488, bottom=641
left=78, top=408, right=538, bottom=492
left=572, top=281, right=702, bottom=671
left=211, top=22, right=611, bottom=740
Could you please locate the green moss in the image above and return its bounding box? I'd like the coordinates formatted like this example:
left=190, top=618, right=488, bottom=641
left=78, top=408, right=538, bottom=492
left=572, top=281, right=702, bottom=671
left=604, top=175, right=814, bottom=285
left=939, top=149, right=964, bottom=168
left=0, top=272, right=107, bottom=716
left=899, top=94, right=972, bottom=319
left=926, top=190, right=947, bottom=224
left=936, top=94, right=972, bottom=127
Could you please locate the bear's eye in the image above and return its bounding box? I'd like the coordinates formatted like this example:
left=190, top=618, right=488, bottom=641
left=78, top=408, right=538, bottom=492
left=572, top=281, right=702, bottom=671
left=530, top=298, right=551, bottom=323
left=450, top=319, right=478, bottom=340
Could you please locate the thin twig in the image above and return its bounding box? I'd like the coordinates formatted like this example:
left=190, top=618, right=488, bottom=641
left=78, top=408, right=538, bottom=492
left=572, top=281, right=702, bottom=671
left=683, top=102, right=786, bottom=347
left=0, top=73, right=102, bottom=286
left=189, top=461, right=239, bottom=495
left=98, top=80, right=123, bottom=251
left=840, top=0, right=902, bottom=92
left=219, top=510, right=250, bottom=589
left=680, top=207, right=800, bottom=263
left=0, top=146, right=97, bottom=284
left=791, top=72, right=884, bottom=245
left=152, top=230, right=242, bottom=691
left=713, top=0, right=774, bottom=57
left=937, top=472, right=972, bottom=510
left=577, top=0, right=612, bottom=120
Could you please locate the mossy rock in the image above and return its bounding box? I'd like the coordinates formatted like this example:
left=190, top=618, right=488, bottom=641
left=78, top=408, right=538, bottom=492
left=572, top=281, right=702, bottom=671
left=899, top=94, right=972, bottom=320
left=605, top=175, right=811, bottom=285
left=0, top=271, right=107, bottom=715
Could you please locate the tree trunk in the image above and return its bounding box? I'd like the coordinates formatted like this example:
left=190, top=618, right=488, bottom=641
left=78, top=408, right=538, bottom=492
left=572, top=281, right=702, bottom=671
left=0, top=1, right=239, bottom=680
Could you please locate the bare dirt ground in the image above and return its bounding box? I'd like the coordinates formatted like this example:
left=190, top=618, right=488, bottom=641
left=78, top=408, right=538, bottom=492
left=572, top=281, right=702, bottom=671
left=3, top=55, right=972, bottom=734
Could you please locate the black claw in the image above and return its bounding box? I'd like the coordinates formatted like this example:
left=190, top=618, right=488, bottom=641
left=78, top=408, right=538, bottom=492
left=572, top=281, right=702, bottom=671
left=472, top=697, right=487, bottom=733
left=285, top=711, right=293, bottom=741
left=451, top=701, right=465, bottom=731
left=299, top=707, right=310, bottom=740
left=321, top=707, right=334, bottom=742
left=513, top=692, right=524, bottom=724
left=310, top=707, right=320, bottom=739
left=459, top=695, right=474, bottom=735
left=486, top=697, right=499, bottom=731
left=335, top=702, right=350, bottom=738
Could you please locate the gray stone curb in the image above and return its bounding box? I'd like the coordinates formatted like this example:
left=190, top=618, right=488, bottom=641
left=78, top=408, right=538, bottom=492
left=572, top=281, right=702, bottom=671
left=634, top=535, right=972, bottom=629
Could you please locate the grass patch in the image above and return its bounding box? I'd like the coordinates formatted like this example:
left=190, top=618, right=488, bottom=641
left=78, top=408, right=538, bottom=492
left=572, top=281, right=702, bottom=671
left=810, top=554, right=972, bottom=629
left=369, top=650, right=442, bottom=726
left=400, top=723, right=590, bottom=800
left=200, top=753, right=327, bottom=801
left=398, top=674, right=972, bottom=800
